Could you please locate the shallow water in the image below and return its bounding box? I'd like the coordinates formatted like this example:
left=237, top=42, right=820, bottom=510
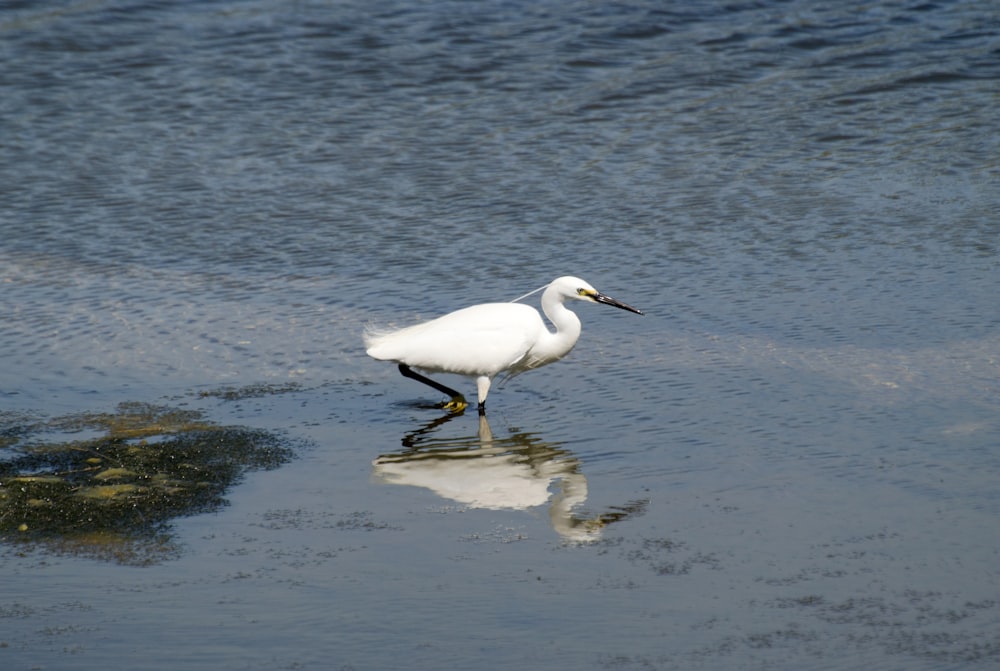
left=2, top=0, right=999, bottom=669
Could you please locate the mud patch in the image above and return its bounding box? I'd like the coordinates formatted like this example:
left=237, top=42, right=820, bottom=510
left=0, top=402, right=295, bottom=565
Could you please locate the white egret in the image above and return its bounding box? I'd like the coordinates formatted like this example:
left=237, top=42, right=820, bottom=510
left=364, top=276, right=643, bottom=413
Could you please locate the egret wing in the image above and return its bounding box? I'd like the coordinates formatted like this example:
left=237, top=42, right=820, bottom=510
left=366, top=303, right=543, bottom=377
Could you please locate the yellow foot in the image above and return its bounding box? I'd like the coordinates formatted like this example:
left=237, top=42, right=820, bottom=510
left=440, top=396, right=468, bottom=413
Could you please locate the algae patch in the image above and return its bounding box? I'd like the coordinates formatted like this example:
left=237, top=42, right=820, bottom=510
left=0, top=402, right=294, bottom=564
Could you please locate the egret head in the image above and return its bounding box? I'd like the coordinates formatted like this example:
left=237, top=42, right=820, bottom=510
left=551, top=276, right=644, bottom=315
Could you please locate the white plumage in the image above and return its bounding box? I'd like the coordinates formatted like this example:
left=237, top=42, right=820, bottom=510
left=364, top=276, right=643, bottom=413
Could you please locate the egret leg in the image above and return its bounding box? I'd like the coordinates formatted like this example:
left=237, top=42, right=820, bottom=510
left=476, top=375, right=491, bottom=416
left=398, top=364, right=468, bottom=412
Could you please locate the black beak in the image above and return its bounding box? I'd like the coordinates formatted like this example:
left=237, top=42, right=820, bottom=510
left=593, top=292, right=644, bottom=315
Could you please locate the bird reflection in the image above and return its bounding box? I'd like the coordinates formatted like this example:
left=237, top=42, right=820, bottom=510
left=372, top=413, right=646, bottom=541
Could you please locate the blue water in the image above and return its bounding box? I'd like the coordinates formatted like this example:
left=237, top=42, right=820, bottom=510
left=2, top=1, right=999, bottom=669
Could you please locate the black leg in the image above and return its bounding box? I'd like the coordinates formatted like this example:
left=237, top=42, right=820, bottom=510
left=398, top=364, right=467, bottom=411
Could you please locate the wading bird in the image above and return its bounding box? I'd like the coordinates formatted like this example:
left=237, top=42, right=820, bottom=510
left=364, top=276, right=643, bottom=414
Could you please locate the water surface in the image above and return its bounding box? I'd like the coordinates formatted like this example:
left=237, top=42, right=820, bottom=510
left=1, top=1, right=998, bottom=669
